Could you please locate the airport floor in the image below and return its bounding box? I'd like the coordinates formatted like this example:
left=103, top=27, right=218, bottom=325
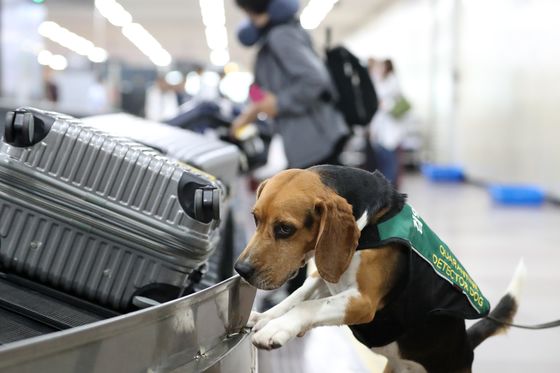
left=237, top=172, right=560, bottom=373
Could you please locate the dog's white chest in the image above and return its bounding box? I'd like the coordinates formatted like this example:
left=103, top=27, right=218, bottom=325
left=325, top=252, right=362, bottom=296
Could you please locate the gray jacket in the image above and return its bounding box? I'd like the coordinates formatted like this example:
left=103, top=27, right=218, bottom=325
left=254, top=21, right=349, bottom=168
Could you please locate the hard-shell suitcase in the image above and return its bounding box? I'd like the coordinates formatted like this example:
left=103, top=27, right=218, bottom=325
left=82, top=113, right=243, bottom=290
left=81, top=113, right=241, bottom=188
left=0, top=108, right=224, bottom=311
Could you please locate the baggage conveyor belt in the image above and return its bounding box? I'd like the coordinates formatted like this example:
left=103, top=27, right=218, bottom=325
left=0, top=273, right=119, bottom=345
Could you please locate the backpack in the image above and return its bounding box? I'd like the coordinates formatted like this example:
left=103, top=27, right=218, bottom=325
left=325, top=46, right=378, bottom=126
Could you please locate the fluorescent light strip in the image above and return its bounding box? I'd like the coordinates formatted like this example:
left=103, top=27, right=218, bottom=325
left=200, top=0, right=226, bottom=27
left=300, top=0, right=339, bottom=30
left=122, top=23, right=172, bottom=67
left=210, top=49, right=230, bottom=66
left=95, top=0, right=171, bottom=67
left=38, top=21, right=108, bottom=63
left=94, top=0, right=132, bottom=27
left=199, top=0, right=230, bottom=66
left=205, top=25, right=228, bottom=50
left=37, top=49, right=68, bottom=70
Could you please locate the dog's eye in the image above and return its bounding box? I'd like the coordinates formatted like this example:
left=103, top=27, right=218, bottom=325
left=274, top=223, right=295, bottom=239
left=253, top=214, right=259, bottom=227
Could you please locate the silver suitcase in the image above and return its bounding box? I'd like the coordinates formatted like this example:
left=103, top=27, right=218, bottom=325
left=82, top=114, right=243, bottom=290
left=0, top=108, right=224, bottom=310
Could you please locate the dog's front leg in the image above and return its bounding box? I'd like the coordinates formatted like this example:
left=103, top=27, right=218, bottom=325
left=249, top=274, right=328, bottom=331
left=252, top=289, right=375, bottom=350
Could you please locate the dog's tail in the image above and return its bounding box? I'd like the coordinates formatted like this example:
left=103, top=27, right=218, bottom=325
left=467, top=259, right=527, bottom=348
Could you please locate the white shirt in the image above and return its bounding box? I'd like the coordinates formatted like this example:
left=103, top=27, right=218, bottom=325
left=145, top=85, right=179, bottom=122
left=369, top=73, right=406, bottom=151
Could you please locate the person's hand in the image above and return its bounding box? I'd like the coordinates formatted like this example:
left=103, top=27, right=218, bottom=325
left=231, top=105, right=258, bottom=138
left=230, top=92, right=277, bottom=138
left=231, top=114, right=251, bottom=138
left=257, top=92, right=278, bottom=118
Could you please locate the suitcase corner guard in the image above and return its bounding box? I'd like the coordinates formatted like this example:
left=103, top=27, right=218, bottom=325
left=4, top=108, right=55, bottom=147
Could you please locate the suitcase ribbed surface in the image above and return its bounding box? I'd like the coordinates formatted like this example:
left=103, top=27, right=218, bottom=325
left=0, top=196, right=187, bottom=310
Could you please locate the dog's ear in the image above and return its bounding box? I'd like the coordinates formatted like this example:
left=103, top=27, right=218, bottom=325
left=314, top=193, right=360, bottom=283
left=256, top=179, right=269, bottom=200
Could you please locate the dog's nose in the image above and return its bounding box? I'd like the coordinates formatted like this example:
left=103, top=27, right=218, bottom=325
left=234, top=260, right=255, bottom=280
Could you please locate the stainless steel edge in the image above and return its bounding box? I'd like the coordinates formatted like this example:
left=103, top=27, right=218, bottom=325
left=0, top=276, right=256, bottom=373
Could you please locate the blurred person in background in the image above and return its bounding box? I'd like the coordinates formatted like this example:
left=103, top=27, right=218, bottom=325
left=87, top=75, right=110, bottom=114
left=232, top=0, right=349, bottom=306
left=368, top=59, right=407, bottom=188
left=231, top=0, right=349, bottom=170
left=43, top=68, right=59, bottom=103
left=145, top=75, right=180, bottom=122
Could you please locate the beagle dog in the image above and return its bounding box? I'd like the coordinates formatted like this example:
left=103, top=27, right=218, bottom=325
left=235, top=165, right=524, bottom=373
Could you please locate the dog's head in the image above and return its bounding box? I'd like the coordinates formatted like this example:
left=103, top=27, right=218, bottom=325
left=234, top=169, right=360, bottom=289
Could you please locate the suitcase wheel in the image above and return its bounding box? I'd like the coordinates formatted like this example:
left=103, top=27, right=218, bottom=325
left=194, top=187, right=220, bottom=223
left=4, top=108, right=55, bottom=147
left=4, top=111, right=15, bottom=143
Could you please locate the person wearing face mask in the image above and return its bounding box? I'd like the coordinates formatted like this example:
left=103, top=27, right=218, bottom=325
left=232, top=0, right=349, bottom=170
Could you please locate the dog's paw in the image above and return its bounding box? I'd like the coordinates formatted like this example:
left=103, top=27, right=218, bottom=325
left=247, top=311, right=262, bottom=328
left=251, top=319, right=300, bottom=350
left=247, top=311, right=277, bottom=332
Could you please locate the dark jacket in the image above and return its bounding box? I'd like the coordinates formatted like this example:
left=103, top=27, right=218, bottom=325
left=254, top=21, right=349, bottom=168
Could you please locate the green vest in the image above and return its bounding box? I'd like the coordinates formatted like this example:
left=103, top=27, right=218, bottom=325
left=376, top=204, right=490, bottom=315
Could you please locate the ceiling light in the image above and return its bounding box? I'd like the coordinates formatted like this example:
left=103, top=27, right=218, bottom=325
left=37, top=49, right=68, bottom=71
left=49, top=54, right=68, bottom=70
left=96, top=0, right=172, bottom=67
left=121, top=22, right=171, bottom=67
left=210, top=49, right=230, bottom=66
left=88, top=47, right=108, bottom=63
left=38, top=21, right=59, bottom=37
left=300, top=0, right=339, bottom=30
left=199, top=0, right=226, bottom=27
left=205, top=26, right=229, bottom=50
left=37, top=50, right=52, bottom=65
left=38, top=21, right=107, bottom=63
left=95, top=0, right=132, bottom=27
left=150, top=50, right=172, bottom=67
left=54, top=29, right=94, bottom=56
left=199, top=0, right=230, bottom=66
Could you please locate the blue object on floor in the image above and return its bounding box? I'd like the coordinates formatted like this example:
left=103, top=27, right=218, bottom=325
left=421, top=164, right=465, bottom=182
left=489, top=184, right=545, bottom=206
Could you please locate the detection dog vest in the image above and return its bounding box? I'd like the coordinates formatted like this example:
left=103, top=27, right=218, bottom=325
left=351, top=204, right=490, bottom=348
